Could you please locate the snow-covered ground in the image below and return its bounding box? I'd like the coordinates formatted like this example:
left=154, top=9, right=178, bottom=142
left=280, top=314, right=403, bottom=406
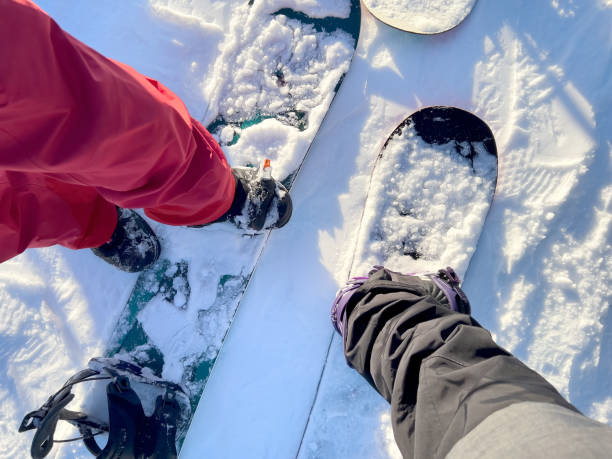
left=1, top=0, right=611, bottom=458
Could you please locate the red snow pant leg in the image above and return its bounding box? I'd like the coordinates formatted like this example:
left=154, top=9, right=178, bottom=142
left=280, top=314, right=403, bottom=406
left=0, top=172, right=120, bottom=260
left=0, top=0, right=235, bottom=263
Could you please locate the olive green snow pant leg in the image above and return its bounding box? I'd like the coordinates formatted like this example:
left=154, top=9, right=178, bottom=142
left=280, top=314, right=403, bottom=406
left=341, top=268, right=580, bottom=459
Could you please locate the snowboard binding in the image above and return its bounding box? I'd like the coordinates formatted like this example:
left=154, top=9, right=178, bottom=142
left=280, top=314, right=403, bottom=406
left=331, top=266, right=471, bottom=339
left=19, top=358, right=190, bottom=458
left=191, top=160, right=293, bottom=232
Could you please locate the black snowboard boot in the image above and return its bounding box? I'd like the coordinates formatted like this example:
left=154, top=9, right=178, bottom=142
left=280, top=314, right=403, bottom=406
left=91, top=208, right=161, bottom=272
left=214, top=164, right=292, bottom=231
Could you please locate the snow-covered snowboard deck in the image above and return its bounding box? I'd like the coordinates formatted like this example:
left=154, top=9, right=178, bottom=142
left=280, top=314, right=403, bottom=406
left=363, top=0, right=477, bottom=34
left=104, top=0, right=361, bottom=449
left=348, top=105, right=497, bottom=277
left=297, top=106, right=498, bottom=456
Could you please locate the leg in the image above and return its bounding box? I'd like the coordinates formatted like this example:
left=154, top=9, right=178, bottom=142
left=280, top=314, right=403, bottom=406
left=334, top=267, right=612, bottom=458
left=0, top=0, right=235, bottom=229
left=0, top=171, right=117, bottom=263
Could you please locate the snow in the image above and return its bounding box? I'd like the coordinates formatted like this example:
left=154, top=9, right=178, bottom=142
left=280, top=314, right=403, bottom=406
left=1, top=0, right=611, bottom=458
left=364, top=0, right=477, bottom=34
left=203, top=1, right=355, bottom=179
left=352, top=123, right=496, bottom=278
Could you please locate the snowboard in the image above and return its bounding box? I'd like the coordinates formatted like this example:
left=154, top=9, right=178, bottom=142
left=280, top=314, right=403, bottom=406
left=297, top=106, right=498, bottom=456
left=104, top=0, right=361, bottom=450
left=363, top=0, right=478, bottom=34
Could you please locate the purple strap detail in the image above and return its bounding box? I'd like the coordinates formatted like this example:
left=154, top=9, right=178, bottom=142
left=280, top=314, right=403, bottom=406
left=430, top=267, right=470, bottom=313
left=331, top=276, right=369, bottom=336
left=331, top=266, right=472, bottom=339
left=431, top=271, right=459, bottom=311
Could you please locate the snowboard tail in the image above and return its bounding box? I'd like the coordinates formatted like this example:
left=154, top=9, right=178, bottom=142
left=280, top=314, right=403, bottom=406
left=362, top=0, right=478, bottom=35
left=351, top=106, right=497, bottom=278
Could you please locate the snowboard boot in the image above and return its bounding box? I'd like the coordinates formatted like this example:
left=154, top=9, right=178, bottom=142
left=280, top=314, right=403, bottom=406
left=91, top=208, right=161, bottom=272
left=210, top=163, right=292, bottom=231
left=331, top=266, right=471, bottom=338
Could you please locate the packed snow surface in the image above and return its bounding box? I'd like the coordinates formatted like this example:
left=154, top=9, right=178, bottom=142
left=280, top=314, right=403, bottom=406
left=364, top=0, right=477, bottom=33
left=1, top=0, right=611, bottom=458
